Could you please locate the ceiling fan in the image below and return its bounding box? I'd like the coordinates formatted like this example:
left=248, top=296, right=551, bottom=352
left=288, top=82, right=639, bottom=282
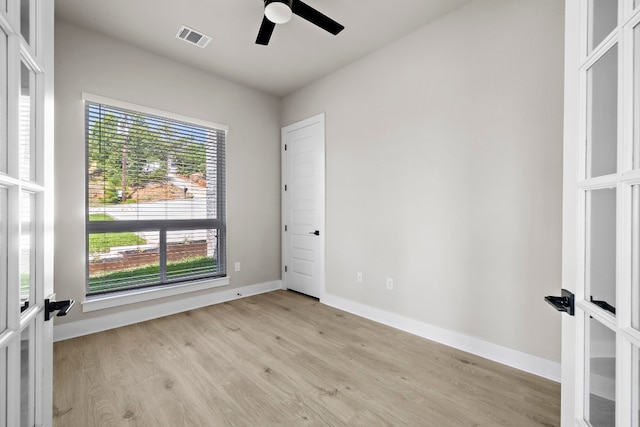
left=256, top=0, right=345, bottom=45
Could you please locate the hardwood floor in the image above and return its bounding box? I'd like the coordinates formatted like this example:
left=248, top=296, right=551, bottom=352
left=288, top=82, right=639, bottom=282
left=53, top=290, right=560, bottom=426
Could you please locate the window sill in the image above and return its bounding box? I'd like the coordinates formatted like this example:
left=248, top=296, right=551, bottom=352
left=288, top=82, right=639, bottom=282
left=82, top=276, right=230, bottom=312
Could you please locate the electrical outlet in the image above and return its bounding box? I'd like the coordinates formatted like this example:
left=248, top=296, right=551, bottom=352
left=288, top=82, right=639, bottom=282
left=357, top=272, right=363, bottom=282
left=234, top=262, right=241, bottom=272
left=386, top=277, right=394, bottom=290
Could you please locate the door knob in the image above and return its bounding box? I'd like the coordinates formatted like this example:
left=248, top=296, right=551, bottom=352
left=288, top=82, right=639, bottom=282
left=309, top=230, right=320, bottom=236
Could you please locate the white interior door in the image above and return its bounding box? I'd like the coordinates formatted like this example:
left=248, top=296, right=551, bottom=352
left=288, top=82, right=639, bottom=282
left=0, top=0, right=55, bottom=425
left=282, top=113, right=325, bottom=299
left=561, top=1, right=640, bottom=426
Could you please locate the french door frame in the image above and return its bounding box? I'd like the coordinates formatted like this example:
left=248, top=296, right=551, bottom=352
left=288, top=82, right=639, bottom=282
left=563, top=0, right=640, bottom=426
left=0, top=0, right=54, bottom=425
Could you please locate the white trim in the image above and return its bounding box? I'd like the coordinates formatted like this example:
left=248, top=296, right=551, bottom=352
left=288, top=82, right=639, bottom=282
left=81, top=92, right=230, bottom=133
left=55, top=280, right=282, bottom=342
left=322, top=293, right=561, bottom=382
left=562, top=0, right=581, bottom=423
left=281, top=127, right=286, bottom=290
left=82, top=276, right=231, bottom=312
left=282, top=112, right=326, bottom=132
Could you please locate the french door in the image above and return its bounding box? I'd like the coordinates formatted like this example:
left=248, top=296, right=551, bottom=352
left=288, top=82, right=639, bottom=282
left=0, top=0, right=54, bottom=426
left=562, top=0, right=640, bottom=426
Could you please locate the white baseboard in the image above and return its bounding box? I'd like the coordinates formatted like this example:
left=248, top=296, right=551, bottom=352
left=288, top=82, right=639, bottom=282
left=321, top=293, right=561, bottom=383
left=54, top=280, right=283, bottom=342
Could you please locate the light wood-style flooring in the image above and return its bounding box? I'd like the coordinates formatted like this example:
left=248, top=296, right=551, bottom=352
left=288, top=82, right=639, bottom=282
left=53, top=290, right=560, bottom=426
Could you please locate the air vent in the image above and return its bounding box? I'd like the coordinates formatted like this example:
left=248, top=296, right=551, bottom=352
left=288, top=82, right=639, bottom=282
left=175, top=25, right=212, bottom=48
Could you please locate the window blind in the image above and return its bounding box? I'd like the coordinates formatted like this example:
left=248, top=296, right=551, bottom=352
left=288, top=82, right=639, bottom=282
left=85, top=101, right=226, bottom=295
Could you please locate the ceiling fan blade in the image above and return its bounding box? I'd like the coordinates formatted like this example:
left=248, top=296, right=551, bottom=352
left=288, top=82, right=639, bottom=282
left=291, top=0, right=344, bottom=35
left=256, top=16, right=276, bottom=45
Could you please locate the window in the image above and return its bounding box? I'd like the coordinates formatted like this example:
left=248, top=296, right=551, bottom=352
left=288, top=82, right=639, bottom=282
left=85, top=96, right=226, bottom=296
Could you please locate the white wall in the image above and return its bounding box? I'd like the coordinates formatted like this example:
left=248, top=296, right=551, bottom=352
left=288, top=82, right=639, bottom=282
left=55, top=0, right=566, bottom=365
left=282, top=0, right=565, bottom=361
left=54, top=21, right=282, bottom=325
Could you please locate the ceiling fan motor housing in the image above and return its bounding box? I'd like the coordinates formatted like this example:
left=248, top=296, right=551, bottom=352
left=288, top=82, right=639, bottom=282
left=264, top=0, right=294, bottom=24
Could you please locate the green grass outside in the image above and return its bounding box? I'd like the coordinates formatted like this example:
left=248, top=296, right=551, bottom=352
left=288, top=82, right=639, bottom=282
left=89, top=213, right=115, bottom=221
left=88, top=256, right=217, bottom=293
left=88, top=213, right=147, bottom=253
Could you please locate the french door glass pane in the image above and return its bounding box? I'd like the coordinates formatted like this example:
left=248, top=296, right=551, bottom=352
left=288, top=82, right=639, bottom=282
left=635, top=347, right=640, bottom=426
left=20, top=0, right=29, bottom=45
left=0, top=188, right=6, bottom=334
left=19, top=324, right=33, bottom=427
left=634, top=185, right=640, bottom=331
left=586, top=317, right=616, bottom=427
left=635, top=23, right=640, bottom=169
left=19, top=192, right=33, bottom=311
left=588, top=0, right=618, bottom=53
left=0, top=346, right=5, bottom=425
left=588, top=188, right=617, bottom=315
left=0, top=29, right=6, bottom=174
left=19, top=62, right=34, bottom=181
left=587, top=46, right=618, bottom=178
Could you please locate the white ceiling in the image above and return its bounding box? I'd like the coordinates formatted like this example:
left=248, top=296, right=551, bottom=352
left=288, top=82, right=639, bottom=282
left=55, top=0, right=473, bottom=98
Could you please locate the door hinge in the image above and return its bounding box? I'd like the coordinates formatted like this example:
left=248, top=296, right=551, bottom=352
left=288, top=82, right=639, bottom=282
left=284, top=144, right=287, bottom=151
left=284, top=265, right=288, bottom=273
left=284, top=184, right=287, bottom=191
left=285, top=225, right=288, bottom=232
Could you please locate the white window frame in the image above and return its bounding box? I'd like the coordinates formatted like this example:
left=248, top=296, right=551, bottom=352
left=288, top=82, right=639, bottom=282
left=81, top=93, right=229, bottom=312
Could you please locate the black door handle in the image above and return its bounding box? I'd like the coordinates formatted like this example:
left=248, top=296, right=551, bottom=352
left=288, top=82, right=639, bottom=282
left=590, top=296, right=616, bottom=315
left=544, top=289, right=575, bottom=316
left=45, top=299, right=75, bottom=321
left=309, top=230, right=320, bottom=236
